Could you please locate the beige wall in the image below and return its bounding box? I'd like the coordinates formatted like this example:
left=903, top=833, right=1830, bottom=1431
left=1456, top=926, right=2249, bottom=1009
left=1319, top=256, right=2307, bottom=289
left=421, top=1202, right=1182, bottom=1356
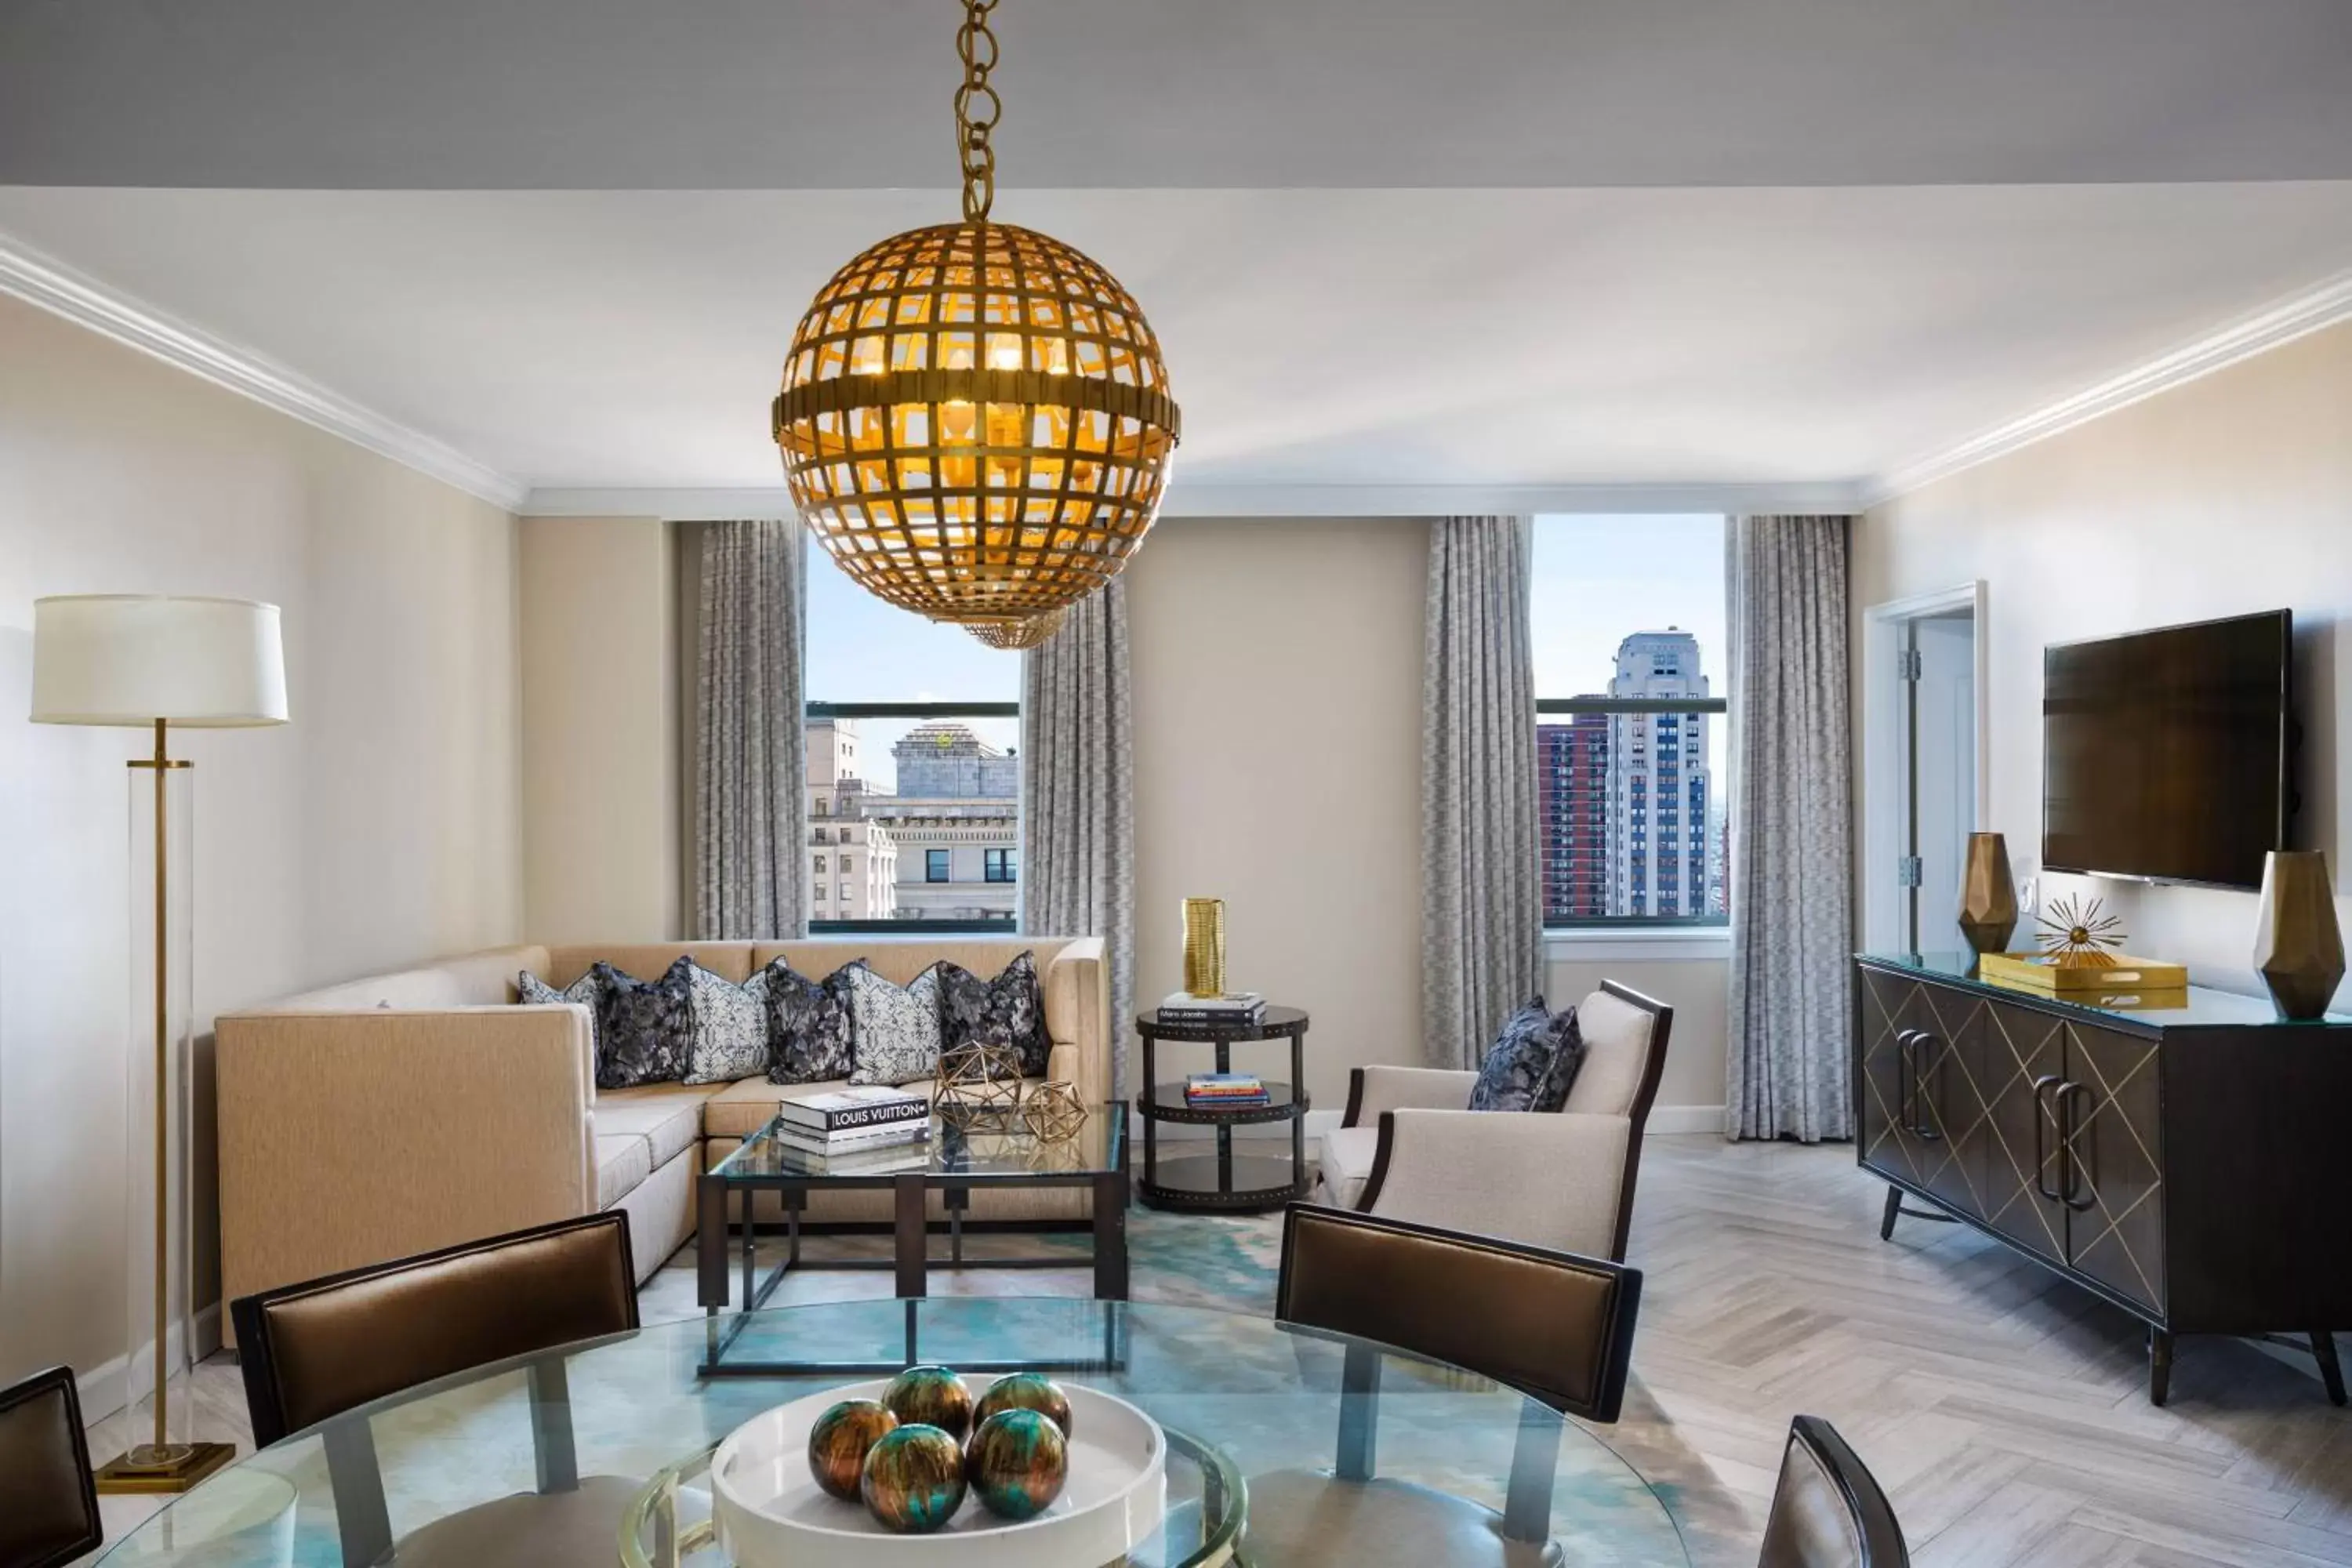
left=1126, top=517, right=1429, bottom=1108
left=0, top=294, right=524, bottom=1393
left=519, top=516, right=681, bottom=942
left=1547, top=954, right=1727, bottom=1117
left=1858, top=320, right=2352, bottom=1000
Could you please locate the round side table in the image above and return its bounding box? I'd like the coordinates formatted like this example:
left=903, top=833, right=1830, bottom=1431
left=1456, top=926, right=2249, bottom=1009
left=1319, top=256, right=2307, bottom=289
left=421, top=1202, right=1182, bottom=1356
left=1133, top=1005, right=1310, bottom=1212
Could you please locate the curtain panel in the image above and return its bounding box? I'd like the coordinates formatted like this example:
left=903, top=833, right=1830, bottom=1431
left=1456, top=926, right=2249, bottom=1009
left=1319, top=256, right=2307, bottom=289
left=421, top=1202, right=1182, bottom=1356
left=1421, top=515, right=1544, bottom=1069
left=694, top=518, right=808, bottom=940
left=1726, top=514, right=1856, bottom=1142
left=1020, top=580, right=1138, bottom=1096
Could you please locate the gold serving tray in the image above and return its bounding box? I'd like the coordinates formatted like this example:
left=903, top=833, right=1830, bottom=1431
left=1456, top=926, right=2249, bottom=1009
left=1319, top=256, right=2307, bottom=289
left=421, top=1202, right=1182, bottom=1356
left=1977, top=951, right=2188, bottom=994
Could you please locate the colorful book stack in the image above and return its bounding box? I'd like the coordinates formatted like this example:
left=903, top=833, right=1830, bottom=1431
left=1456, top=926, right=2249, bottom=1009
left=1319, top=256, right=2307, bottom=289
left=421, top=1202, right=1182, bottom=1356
left=1185, top=1072, right=1271, bottom=1109
left=1157, top=990, right=1266, bottom=1026
left=773, top=1086, right=931, bottom=1159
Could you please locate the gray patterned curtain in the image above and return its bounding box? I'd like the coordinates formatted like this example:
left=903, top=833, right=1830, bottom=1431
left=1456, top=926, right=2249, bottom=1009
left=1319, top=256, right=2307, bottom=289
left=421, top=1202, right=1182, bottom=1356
left=1726, top=514, right=1856, bottom=1142
left=1020, top=580, right=1137, bottom=1095
left=1422, top=516, right=1544, bottom=1069
left=695, top=519, right=807, bottom=939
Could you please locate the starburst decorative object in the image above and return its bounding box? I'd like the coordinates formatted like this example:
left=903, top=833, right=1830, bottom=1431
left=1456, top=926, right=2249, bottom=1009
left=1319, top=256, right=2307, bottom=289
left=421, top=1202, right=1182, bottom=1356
left=1020, top=1080, right=1089, bottom=1143
left=2038, top=893, right=2127, bottom=967
left=935, top=1043, right=1025, bottom=1132
left=771, top=0, right=1181, bottom=649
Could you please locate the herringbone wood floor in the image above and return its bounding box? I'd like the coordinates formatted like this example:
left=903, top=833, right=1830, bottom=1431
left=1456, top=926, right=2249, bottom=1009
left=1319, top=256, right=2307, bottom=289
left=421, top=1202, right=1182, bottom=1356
left=1624, top=1136, right=2352, bottom=1567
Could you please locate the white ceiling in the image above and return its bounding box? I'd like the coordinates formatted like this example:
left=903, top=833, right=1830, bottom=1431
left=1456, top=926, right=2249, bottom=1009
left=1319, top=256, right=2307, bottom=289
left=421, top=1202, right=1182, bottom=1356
left=3, top=183, right=2350, bottom=500
left=5, top=0, right=2350, bottom=187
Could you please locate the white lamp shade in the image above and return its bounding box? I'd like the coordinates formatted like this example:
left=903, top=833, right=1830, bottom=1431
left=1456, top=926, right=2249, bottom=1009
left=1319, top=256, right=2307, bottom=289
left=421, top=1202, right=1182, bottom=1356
left=31, top=594, right=289, bottom=728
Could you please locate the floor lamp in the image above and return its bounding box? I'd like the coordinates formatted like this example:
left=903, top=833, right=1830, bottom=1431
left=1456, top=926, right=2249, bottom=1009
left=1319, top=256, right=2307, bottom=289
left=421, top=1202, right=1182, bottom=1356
left=31, top=593, right=289, bottom=1494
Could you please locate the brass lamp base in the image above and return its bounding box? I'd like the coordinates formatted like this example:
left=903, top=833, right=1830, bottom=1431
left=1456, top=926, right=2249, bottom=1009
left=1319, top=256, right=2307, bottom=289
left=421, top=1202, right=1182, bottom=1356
left=95, top=1440, right=238, bottom=1495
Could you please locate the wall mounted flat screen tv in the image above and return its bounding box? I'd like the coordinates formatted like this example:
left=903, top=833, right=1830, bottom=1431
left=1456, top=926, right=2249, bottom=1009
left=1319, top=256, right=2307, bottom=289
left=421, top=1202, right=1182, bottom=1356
left=2043, top=610, right=2291, bottom=891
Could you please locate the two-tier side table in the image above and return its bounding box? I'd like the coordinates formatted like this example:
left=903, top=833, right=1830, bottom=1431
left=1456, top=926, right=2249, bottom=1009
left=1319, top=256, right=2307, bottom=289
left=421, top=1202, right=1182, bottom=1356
left=1133, top=1004, right=1310, bottom=1213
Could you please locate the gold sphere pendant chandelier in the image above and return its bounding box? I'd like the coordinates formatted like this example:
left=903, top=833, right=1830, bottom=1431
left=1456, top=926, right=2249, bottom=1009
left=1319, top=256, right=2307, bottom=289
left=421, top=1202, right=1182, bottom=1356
left=771, top=0, right=1181, bottom=650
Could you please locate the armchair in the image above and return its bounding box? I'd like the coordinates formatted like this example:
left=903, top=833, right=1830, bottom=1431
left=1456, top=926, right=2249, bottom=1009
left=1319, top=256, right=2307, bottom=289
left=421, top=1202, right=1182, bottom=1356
left=1314, top=982, right=1672, bottom=1261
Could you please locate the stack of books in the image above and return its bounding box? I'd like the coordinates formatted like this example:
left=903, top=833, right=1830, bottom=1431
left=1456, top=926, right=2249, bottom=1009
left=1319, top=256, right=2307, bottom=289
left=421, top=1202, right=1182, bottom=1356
left=1157, top=990, right=1266, bottom=1026
left=773, top=1086, right=931, bottom=1159
left=1185, top=1072, right=1271, bottom=1109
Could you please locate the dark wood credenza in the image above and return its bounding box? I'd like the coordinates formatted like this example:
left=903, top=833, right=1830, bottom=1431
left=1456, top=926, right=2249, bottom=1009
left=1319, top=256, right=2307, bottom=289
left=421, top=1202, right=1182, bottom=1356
left=1854, top=952, right=2352, bottom=1406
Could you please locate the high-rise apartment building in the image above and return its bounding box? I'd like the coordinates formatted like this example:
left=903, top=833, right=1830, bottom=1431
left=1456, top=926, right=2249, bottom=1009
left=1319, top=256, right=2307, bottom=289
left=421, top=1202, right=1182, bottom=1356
left=1606, top=630, right=1712, bottom=918
left=874, top=720, right=1018, bottom=924
left=806, top=718, right=899, bottom=920
left=1537, top=710, right=1610, bottom=920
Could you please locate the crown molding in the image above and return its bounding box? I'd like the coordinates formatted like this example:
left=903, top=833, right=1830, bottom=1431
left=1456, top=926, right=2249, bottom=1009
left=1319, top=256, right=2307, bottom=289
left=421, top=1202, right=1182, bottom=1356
left=1865, top=268, right=2352, bottom=508
left=521, top=478, right=1869, bottom=520
left=0, top=230, right=531, bottom=511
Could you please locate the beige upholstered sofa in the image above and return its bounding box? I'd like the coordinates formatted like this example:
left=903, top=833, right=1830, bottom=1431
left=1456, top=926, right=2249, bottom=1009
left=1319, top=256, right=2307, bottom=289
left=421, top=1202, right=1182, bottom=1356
left=216, top=938, right=1106, bottom=1338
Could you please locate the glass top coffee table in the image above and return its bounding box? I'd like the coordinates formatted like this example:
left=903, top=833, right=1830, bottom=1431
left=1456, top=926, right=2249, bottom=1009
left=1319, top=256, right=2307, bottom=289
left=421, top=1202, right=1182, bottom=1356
left=696, top=1105, right=1127, bottom=1376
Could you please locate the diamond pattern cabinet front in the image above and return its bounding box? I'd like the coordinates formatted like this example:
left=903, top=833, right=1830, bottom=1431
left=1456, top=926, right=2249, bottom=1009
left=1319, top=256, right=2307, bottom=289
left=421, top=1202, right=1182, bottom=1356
left=1912, top=991, right=1991, bottom=1223
left=1855, top=966, right=1929, bottom=1192
left=2062, top=1022, right=2167, bottom=1316
left=1973, top=994, right=2071, bottom=1268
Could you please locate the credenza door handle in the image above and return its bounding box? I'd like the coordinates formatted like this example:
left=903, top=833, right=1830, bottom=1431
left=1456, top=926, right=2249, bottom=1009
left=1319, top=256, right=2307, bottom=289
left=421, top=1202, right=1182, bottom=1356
left=2031, top=1075, right=2065, bottom=1201
left=1894, top=1029, right=1919, bottom=1133
left=1911, top=1033, right=1942, bottom=1141
left=2059, top=1080, right=2096, bottom=1211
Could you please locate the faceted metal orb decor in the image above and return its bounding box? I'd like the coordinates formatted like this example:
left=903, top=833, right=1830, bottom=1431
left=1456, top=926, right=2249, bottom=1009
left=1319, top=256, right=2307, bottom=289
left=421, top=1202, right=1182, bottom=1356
left=965, top=606, right=1066, bottom=650
left=935, top=1042, right=1025, bottom=1131
left=1021, top=1080, right=1088, bottom=1143
left=772, top=220, right=1181, bottom=647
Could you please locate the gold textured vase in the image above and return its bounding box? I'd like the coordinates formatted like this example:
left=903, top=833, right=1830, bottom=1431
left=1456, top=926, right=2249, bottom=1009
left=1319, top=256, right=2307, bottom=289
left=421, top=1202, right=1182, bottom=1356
left=1958, top=832, right=2020, bottom=954
left=2254, top=850, right=2345, bottom=1021
left=1181, top=898, right=1226, bottom=997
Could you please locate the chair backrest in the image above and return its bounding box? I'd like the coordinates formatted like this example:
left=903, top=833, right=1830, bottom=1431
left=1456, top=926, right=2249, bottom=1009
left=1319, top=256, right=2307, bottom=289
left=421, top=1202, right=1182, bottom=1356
left=232, top=1212, right=638, bottom=1448
left=1276, top=1203, right=1642, bottom=1422
left=1759, top=1416, right=1909, bottom=1568
left=1565, top=981, right=1673, bottom=1260
left=0, top=1366, right=101, bottom=1568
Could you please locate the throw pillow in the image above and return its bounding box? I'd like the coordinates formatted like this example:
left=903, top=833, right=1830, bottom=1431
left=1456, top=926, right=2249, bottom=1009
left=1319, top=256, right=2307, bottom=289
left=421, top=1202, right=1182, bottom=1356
left=931, top=950, right=1052, bottom=1076
left=1468, top=997, right=1577, bottom=1113
left=765, top=960, right=861, bottom=1086
left=683, top=961, right=774, bottom=1085
left=593, top=958, right=695, bottom=1091
left=844, top=962, right=946, bottom=1087
left=516, top=968, right=606, bottom=1056
left=1532, top=1004, right=1588, bottom=1112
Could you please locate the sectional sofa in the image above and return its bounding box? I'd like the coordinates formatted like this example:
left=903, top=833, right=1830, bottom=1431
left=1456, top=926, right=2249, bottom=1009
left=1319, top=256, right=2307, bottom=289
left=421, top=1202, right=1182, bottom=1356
left=215, top=937, right=1106, bottom=1338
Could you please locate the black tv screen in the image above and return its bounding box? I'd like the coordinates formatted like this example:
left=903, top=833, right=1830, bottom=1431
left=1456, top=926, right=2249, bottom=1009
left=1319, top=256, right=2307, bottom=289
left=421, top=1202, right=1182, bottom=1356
left=2042, top=610, right=2290, bottom=890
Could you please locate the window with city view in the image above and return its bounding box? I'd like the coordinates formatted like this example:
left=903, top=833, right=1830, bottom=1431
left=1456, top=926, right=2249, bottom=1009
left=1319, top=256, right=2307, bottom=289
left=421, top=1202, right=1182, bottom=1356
left=1534, top=514, right=1729, bottom=928
left=802, top=539, right=1020, bottom=934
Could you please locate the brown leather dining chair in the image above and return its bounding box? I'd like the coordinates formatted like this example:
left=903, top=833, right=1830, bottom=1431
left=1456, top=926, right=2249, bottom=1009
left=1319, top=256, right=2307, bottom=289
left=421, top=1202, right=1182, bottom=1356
left=1248, top=1202, right=1645, bottom=1566
left=0, top=1366, right=103, bottom=1568
left=232, top=1211, right=639, bottom=1568
left=1759, top=1416, right=1909, bottom=1567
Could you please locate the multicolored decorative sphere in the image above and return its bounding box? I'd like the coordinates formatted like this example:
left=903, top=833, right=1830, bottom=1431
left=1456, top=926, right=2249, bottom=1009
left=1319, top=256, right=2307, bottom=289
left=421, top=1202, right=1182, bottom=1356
left=881, top=1365, right=975, bottom=1441
left=964, top=1408, right=1069, bottom=1521
left=805, top=1398, right=898, bottom=1502
left=859, top=1424, right=969, bottom=1534
left=974, top=1371, right=1073, bottom=1438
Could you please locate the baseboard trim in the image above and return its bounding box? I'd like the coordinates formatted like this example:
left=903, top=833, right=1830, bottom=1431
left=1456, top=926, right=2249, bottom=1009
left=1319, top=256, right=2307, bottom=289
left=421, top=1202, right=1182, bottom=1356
left=1646, top=1105, right=1726, bottom=1135
left=74, top=1303, right=223, bottom=1429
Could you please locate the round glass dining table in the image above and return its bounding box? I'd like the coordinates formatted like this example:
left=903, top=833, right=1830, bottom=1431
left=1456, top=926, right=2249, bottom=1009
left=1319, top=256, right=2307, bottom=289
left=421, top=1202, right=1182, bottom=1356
left=100, top=1298, right=1692, bottom=1566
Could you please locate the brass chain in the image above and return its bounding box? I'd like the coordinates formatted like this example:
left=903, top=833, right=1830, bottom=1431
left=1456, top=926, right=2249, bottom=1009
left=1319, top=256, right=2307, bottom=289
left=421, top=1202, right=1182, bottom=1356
left=954, top=0, right=1001, bottom=222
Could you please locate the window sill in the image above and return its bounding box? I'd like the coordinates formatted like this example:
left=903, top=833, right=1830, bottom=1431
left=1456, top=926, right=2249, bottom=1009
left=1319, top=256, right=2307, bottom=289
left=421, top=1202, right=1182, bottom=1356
left=1544, top=927, right=1731, bottom=964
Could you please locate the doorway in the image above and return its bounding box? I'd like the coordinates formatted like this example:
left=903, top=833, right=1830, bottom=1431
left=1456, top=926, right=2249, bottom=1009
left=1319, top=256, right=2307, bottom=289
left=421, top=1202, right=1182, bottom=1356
left=1862, top=585, right=1989, bottom=956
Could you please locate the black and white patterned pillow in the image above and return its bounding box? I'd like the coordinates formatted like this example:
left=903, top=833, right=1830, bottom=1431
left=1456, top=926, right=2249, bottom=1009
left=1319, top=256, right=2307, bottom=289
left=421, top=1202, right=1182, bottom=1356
left=516, top=968, right=606, bottom=1054
left=845, top=963, right=946, bottom=1087
left=593, top=959, right=695, bottom=1091
left=765, top=960, right=861, bottom=1086
left=1532, top=1004, right=1587, bottom=1112
left=1468, top=997, right=1579, bottom=1113
left=931, top=951, right=1051, bottom=1076
left=684, top=962, right=774, bottom=1085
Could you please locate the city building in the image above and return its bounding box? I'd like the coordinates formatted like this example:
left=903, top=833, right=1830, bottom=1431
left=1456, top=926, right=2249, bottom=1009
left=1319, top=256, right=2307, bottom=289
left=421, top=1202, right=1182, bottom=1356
left=1537, top=710, right=1610, bottom=920
left=873, top=721, right=1019, bottom=924
left=805, top=717, right=898, bottom=920
left=1606, top=630, right=1712, bottom=918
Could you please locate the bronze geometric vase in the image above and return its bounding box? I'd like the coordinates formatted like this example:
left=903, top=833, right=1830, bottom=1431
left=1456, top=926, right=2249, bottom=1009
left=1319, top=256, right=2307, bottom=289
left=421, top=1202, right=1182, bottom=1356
left=2254, top=850, right=2345, bottom=1021
left=1958, top=832, right=2020, bottom=954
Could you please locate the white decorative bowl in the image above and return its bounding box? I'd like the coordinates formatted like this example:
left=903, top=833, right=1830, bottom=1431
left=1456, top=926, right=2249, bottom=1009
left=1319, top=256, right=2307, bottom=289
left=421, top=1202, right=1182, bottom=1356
left=711, top=1379, right=1167, bottom=1568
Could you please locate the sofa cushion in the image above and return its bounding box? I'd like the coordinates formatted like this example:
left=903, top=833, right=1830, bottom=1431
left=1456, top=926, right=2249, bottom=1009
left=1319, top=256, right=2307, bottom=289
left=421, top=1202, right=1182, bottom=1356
left=845, top=963, right=946, bottom=1087
left=1317, top=1126, right=1381, bottom=1210
left=594, top=1082, right=721, bottom=1170
left=932, top=951, right=1051, bottom=1076
left=517, top=967, right=607, bottom=1054
left=593, top=960, right=695, bottom=1091
left=766, top=961, right=859, bottom=1085
left=684, top=962, right=773, bottom=1085
left=544, top=944, right=757, bottom=988
left=1468, top=998, right=1578, bottom=1113
left=593, top=1133, right=652, bottom=1208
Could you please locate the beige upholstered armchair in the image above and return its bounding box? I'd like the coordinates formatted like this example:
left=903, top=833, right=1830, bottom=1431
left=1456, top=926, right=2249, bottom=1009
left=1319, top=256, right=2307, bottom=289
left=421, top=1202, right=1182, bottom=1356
left=1313, top=983, right=1673, bottom=1261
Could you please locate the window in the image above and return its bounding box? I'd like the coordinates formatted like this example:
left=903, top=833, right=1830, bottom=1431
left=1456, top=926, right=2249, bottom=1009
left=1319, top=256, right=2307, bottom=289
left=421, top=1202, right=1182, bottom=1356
left=1531, top=514, right=1729, bottom=929
left=984, top=848, right=1018, bottom=883
left=801, top=540, right=1020, bottom=935
left=813, top=854, right=827, bottom=873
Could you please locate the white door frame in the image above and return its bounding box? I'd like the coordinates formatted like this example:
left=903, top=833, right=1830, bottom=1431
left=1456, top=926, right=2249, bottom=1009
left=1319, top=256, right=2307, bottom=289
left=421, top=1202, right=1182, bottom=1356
left=1861, top=582, right=1990, bottom=953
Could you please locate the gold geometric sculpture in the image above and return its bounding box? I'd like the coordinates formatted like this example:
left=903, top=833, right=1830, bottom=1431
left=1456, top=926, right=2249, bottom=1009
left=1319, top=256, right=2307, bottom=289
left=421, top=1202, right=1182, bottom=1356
left=2037, top=893, right=2126, bottom=967
left=935, top=1042, right=1026, bottom=1131
left=1020, top=1080, right=1089, bottom=1144
left=771, top=0, right=1181, bottom=649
